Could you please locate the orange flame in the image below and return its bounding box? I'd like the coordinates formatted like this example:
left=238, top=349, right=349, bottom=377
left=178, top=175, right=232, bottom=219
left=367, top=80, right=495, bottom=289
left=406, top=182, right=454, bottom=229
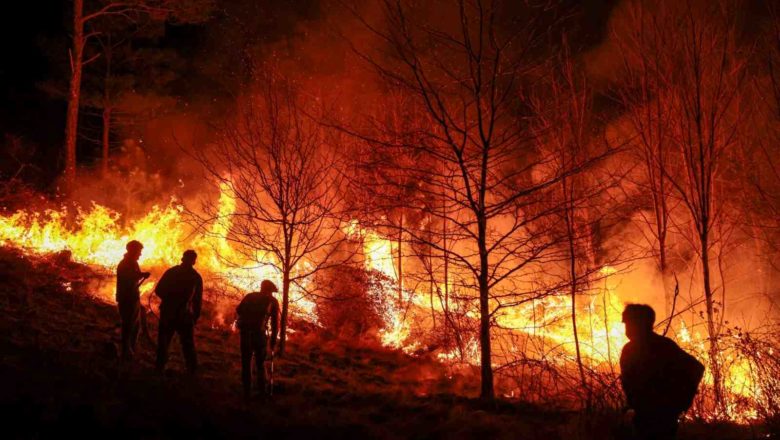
left=0, top=199, right=768, bottom=422
left=0, top=186, right=317, bottom=322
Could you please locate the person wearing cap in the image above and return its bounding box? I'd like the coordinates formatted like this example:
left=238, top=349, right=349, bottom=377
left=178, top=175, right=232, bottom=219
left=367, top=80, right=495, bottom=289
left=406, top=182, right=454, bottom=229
left=236, top=279, right=280, bottom=399
left=620, top=304, right=704, bottom=440
left=154, top=249, right=203, bottom=374
left=116, top=240, right=151, bottom=361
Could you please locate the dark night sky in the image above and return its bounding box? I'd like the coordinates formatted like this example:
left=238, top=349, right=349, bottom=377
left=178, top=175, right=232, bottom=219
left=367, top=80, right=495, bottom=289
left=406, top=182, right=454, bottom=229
left=0, top=0, right=617, bottom=185
left=0, top=2, right=67, bottom=150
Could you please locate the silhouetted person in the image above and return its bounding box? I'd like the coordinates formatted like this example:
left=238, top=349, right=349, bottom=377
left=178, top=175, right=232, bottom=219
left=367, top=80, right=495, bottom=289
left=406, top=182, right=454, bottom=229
left=620, top=304, right=704, bottom=440
left=116, top=240, right=150, bottom=361
left=154, top=249, right=203, bottom=373
left=236, top=279, right=280, bottom=399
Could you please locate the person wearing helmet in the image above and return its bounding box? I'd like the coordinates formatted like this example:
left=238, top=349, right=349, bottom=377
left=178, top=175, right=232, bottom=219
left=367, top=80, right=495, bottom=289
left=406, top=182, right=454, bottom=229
left=154, top=249, right=203, bottom=374
left=116, top=240, right=151, bottom=361
left=236, top=279, right=280, bottom=399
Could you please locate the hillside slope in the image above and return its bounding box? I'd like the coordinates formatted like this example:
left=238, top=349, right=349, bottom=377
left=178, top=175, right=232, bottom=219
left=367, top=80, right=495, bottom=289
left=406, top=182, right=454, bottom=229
left=0, top=247, right=753, bottom=439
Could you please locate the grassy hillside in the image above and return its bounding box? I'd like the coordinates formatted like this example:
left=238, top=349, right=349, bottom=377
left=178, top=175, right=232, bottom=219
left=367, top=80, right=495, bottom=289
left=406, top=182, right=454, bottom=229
left=0, top=247, right=757, bottom=439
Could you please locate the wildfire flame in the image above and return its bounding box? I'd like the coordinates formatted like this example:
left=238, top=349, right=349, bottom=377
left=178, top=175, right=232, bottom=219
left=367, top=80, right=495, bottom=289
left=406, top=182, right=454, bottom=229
left=0, top=197, right=768, bottom=422
left=0, top=187, right=317, bottom=322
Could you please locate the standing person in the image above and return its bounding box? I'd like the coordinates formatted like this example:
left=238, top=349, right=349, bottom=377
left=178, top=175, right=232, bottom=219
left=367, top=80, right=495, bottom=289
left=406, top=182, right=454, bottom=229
left=236, top=280, right=280, bottom=400
left=116, top=240, right=150, bottom=361
left=155, top=249, right=203, bottom=374
left=620, top=304, right=705, bottom=440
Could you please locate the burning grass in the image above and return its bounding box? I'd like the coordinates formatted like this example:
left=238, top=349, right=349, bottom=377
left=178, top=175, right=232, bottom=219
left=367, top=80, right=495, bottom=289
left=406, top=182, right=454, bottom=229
left=0, top=246, right=766, bottom=438
left=1, top=196, right=780, bottom=430
left=0, top=246, right=564, bottom=438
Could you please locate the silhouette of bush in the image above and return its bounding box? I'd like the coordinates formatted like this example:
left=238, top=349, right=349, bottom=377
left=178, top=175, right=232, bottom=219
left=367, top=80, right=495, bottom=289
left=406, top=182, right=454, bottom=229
left=314, top=265, right=393, bottom=340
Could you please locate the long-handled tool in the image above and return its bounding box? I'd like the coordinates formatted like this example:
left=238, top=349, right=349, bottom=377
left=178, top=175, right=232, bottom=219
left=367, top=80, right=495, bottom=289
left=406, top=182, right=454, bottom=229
left=267, top=356, right=274, bottom=396
left=264, top=326, right=275, bottom=397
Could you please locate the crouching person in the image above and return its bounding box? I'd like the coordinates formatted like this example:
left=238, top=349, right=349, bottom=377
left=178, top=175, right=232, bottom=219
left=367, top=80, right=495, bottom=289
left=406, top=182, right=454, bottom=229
left=236, top=279, right=280, bottom=400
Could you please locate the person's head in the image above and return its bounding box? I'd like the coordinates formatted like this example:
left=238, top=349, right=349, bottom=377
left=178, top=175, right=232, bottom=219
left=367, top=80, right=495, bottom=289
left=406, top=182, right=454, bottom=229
left=125, top=240, right=143, bottom=261
left=622, top=304, right=655, bottom=341
left=260, top=279, right=278, bottom=295
left=181, top=249, right=197, bottom=266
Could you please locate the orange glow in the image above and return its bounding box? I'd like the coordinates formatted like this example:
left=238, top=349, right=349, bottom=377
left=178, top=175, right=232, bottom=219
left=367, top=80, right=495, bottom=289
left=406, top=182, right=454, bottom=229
left=0, top=186, right=317, bottom=322
left=0, top=201, right=768, bottom=422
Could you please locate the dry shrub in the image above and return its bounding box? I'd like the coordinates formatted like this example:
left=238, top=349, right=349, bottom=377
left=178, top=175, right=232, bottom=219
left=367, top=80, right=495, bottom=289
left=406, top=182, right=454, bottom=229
left=681, top=323, right=780, bottom=428
left=314, top=265, right=393, bottom=340
left=732, top=328, right=780, bottom=432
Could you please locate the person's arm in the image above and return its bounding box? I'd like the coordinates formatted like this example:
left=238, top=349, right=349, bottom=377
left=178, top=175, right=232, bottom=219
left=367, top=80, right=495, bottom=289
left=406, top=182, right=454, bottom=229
left=680, top=349, right=705, bottom=384
left=133, top=261, right=151, bottom=285
left=137, top=262, right=151, bottom=279
left=154, top=269, right=171, bottom=299
left=236, top=295, right=248, bottom=317
left=671, top=344, right=705, bottom=412
left=620, top=345, right=639, bottom=409
left=269, top=299, right=280, bottom=352
left=235, top=295, right=249, bottom=328
left=192, top=273, right=203, bottom=322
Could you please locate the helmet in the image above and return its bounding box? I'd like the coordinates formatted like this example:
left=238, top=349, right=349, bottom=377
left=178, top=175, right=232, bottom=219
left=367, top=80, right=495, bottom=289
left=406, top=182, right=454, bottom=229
left=260, top=279, right=278, bottom=293
left=126, top=240, right=143, bottom=252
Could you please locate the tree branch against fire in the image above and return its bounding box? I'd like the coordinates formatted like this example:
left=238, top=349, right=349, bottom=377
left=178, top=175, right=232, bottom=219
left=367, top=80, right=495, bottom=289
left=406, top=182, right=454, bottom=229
left=188, top=71, right=352, bottom=356
left=63, top=0, right=214, bottom=188
left=340, top=0, right=619, bottom=400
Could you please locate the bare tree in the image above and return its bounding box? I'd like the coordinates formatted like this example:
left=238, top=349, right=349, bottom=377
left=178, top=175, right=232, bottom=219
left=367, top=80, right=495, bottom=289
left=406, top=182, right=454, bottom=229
left=612, top=0, right=680, bottom=313
left=349, top=89, right=425, bottom=304
left=0, top=135, right=37, bottom=204
left=529, top=43, right=624, bottom=411
left=64, top=0, right=212, bottom=186
left=742, top=1, right=780, bottom=278
left=604, top=0, right=754, bottom=416
left=342, top=0, right=612, bottom=399
left=660, top=0, right=750, bottom=415
left=192, top=74, right=348, bottom=356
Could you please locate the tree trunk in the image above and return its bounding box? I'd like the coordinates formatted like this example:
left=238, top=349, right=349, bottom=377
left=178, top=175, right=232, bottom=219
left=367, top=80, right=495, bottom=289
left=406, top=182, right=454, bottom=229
left=440, top=188, right=464, bottom=360
left=429, top=277, right=436, bottom=329
left=659, top=236, right=673, bottom=315
left=439, top=193, right=464, bottom=360
left=649, top=151, right=672, bottom=315
left=701, top=231, right=725, bottom=415
left=653, top=176, right=671, bottom=314
left=602, top=278, right=614, bottom=371
left=443, top=192, right=449, bottom=313
left=566, top=198, right=590, bottom=411
left=397, top=214, right=403, bottom=304
left=64, top=0, right=84, bottom=187
left=102, top=107, right=111, bottom=177
left=279, top=265, right=290, bottom=356
left=101, top=39, right=112, bottom=177
left=477, top=215, right=494, bottom=400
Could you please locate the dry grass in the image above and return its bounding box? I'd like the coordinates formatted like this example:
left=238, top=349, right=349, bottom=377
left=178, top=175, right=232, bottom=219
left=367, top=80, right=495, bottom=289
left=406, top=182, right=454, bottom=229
left=0, top=247, right=765, bottom=439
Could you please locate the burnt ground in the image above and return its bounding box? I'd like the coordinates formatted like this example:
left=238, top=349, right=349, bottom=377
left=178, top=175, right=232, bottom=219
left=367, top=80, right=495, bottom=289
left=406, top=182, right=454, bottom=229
left=0, top=247, right=762, bottom=439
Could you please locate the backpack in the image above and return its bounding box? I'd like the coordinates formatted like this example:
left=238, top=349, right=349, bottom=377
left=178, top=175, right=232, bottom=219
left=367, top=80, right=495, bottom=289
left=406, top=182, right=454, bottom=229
left=672, top=348, right=705, bottom=413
